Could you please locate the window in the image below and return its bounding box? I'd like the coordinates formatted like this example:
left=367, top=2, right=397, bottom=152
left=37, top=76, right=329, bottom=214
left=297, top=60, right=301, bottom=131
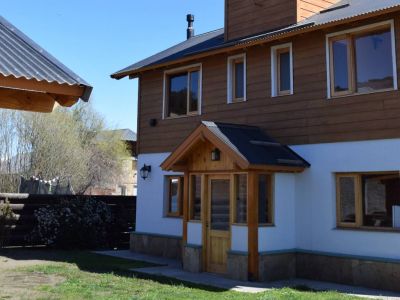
left=189, top=175, right=202, bottom=221
left=336, top=172, right=400, bottom=229
left=234, top=174, right=247, bottom=224
left=164, top=65, right=201, bottom=118
left=271, top=43, right=293, bottom=97
left=258, top=174, right=274, bottom=225
left=328, top=21, right=397, bottom=98
left=228, top=54, right=246, bottom=103
left=166, top=176, right=184, bottom=217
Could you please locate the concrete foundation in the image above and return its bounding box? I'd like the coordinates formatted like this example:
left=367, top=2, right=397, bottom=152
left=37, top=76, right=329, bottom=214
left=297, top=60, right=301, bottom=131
left=183, top=244, right=202, bottom=273
left=227, top=251, right=248, bottom=281
left=130, top=232, right=182, bottom=260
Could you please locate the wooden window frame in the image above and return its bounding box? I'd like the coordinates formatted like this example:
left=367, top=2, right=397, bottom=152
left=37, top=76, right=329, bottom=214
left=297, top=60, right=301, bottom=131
left=227, top=54, right=246, bottom=103
left=271, top=43, right=293, bottom=97
left=258, top=173, right=275, bottom=226
left=231, top=173, right=248, bottom=225
left=166, top=176, right=184, bottom=218
left=336, top=172, right=400, bottom=231
left=189, top=174, right=202, bottom=222
left=163, top=64, right=202, bottom=119
left=327, top=20, right=397, bottom=99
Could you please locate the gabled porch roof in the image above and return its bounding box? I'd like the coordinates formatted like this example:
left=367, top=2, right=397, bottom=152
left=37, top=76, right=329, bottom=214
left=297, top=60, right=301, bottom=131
left=161, top=121, right=310, bottom=172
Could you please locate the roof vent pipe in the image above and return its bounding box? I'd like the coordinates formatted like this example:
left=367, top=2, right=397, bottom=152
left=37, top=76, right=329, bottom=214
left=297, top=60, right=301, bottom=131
left=186, top=14, right=195, bottom=39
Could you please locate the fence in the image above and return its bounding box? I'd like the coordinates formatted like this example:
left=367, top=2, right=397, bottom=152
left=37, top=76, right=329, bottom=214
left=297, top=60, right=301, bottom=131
left=0, top=193, right=136, bottom=249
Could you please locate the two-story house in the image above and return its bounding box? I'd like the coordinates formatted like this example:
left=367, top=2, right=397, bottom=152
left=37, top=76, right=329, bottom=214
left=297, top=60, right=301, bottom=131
left=112, top=0, right=400, bottom=291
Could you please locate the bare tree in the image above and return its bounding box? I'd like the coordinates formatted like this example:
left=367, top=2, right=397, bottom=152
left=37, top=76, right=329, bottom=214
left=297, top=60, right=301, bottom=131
left=0, top=103, right=128, bottom=194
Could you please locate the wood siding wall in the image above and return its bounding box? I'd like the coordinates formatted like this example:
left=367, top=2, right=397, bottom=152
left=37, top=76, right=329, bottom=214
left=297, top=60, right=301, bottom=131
left=297, top=0, right=339, bottom=21
left=138, top=15, right=400, bottom=154
left=225, top=0, right=297, bottom=41
left=224, top=0, right=340, bottom=41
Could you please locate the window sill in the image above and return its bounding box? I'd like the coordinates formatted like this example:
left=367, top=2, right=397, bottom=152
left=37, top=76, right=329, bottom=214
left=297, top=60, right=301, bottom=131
left=329, top=88, right=396, bottom=100
left=272, top=92, right=293, bottom=98
left=164, top=215, right=183, bottom=219
left=164, top=113, right=200, bottom=120
left=335, top=226, right=400, bottom=233
left=227, top=99, right=246, bottom=104
left=259, top=224, right=275, bottom=228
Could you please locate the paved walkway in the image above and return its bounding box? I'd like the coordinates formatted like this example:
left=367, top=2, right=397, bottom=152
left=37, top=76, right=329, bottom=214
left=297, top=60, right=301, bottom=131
left=95, top=250, right=400, bottom=299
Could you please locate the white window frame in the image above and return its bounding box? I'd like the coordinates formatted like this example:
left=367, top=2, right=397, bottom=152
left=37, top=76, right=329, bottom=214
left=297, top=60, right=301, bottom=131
left=162, top=63, right=202, bottom=119
left=271, top=43, right=294, bottom=97
left=227, top=53, right=247, bottom=103
left=325, top=19, right=398, bottom=99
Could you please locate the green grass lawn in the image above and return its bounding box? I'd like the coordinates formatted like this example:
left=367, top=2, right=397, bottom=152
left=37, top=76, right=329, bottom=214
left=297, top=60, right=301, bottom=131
left=2, top=250, right=369, bottom=300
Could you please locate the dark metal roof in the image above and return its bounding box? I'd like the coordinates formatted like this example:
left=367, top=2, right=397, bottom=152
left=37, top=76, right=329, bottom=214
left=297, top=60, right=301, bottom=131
left=0, top=15, right=92, bottom=101
left=112, top=0, right=400, bottom=80
left=111, top=29, right=224, bottom=79
left=203, top=121, right=310, bottom=168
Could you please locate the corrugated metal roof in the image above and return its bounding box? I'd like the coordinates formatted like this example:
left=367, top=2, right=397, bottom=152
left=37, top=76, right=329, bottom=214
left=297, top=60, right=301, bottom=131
left=112, top=0, right=400, bottom=79
left=203, top=121, right=310, bottom=168
left=0, top=15, right=92, bottom=101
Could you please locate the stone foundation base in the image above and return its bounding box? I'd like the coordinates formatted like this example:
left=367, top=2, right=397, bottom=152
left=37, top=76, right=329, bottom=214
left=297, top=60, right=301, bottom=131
left=130, top=232, right=182, bottom=260
left=183, top=245, right=202, bottom=273
left=259, top=252, right=296, bottom=282
left=227, top=251, right=248, bottom=281
left=259, top=250, right=400, bottom=292
left=296, top=252, right=400, bottom=292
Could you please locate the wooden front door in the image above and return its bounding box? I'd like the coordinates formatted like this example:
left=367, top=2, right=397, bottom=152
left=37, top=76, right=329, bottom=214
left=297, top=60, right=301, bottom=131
left=206, top=175, right=231, bottom=274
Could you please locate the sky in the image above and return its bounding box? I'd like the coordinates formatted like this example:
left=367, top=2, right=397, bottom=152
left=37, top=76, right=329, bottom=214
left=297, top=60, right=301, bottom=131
left=2, top=0, right=224, bottom=131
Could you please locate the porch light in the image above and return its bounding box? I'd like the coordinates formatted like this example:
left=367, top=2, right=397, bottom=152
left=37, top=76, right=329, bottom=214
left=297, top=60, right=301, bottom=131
left=211, top=148, right=221, bottom=161
left=140, top=164, right=152, bottom=180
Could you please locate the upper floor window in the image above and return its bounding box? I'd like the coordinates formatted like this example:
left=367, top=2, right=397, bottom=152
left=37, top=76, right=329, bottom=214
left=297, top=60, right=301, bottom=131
left=164, top=65, right=201, bottom=118
left=327, top=21, right=397, bottom=98
left=336, top=172, right=400, bottom=230
left=227, top=54, right=246, bottom=103
left=271, top=43, right=293, bottom=97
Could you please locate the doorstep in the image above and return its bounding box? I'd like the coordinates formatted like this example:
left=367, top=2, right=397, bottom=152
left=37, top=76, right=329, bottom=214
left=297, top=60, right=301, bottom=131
left=94, top=250, right=400, bottom=298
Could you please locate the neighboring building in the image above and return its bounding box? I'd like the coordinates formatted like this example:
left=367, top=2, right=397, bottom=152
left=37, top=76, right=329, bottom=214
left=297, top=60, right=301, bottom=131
left=112, top=0, right=400, bottom=291
left=0, top=15, right=92, bottom=112
left=87, top=129, right=138, bottom=196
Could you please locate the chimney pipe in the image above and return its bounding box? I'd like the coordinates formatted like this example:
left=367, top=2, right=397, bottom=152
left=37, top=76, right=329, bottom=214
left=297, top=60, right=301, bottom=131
left=186, top=14, right=195, bottom=40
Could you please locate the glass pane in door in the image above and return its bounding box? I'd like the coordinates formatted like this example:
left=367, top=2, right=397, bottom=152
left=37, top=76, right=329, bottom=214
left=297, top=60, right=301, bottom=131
left=210, top=179, right=230, bottom=231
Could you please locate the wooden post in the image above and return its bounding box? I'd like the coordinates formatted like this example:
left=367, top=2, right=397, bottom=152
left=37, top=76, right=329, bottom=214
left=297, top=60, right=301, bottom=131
left=247, top=171, right=259, bottom=281
left=182, top=172, right=190, bottom=248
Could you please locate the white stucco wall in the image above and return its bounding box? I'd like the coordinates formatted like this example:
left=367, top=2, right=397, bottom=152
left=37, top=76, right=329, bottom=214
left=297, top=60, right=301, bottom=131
left=231, top=225, right=248, bottom=252
left=292, top=138, right=400, bottom=259
left=187, top=222, right=202, bottom=245
left=258, top=173, right=296, bottom=252
left=136, top=153, right=183, bottom=237
left=137, top=138, right=400, bottom=260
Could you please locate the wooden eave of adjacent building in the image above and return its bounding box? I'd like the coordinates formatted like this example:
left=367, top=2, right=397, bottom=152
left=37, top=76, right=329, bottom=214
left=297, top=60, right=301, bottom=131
left=117, top=4, right=400, bottom=80
left=0, top=74, right=87, bottom=112
left=160, top=123, right=307, bottom=173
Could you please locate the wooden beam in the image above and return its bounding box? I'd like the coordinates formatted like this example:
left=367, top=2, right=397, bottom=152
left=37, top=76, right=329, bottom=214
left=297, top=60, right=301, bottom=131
left=0, top=74, right=85, bottom=97
left=247, top=171, right=259, bottom=281
left=0, top=88, right=56, bottom=112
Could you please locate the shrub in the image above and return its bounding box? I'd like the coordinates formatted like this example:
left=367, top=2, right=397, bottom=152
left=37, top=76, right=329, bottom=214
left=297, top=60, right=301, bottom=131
left=31, top=197, right=113, bottom=249
left=0, top=200, right=16, bottom=248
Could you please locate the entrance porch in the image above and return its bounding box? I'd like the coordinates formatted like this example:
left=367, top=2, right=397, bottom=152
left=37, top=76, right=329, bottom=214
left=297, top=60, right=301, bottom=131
left=160, top=121, right=310, bottom=281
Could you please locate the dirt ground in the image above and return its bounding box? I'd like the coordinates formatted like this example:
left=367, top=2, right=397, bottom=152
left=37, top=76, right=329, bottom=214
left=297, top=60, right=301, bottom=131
left=0, top=251, right=64, bottom=300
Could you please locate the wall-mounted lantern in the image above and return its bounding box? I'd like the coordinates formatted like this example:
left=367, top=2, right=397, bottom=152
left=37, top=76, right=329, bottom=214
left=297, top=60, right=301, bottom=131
left=140, top=164, right=152, bottom=180
left=211, top=148, right=221, bottom=161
